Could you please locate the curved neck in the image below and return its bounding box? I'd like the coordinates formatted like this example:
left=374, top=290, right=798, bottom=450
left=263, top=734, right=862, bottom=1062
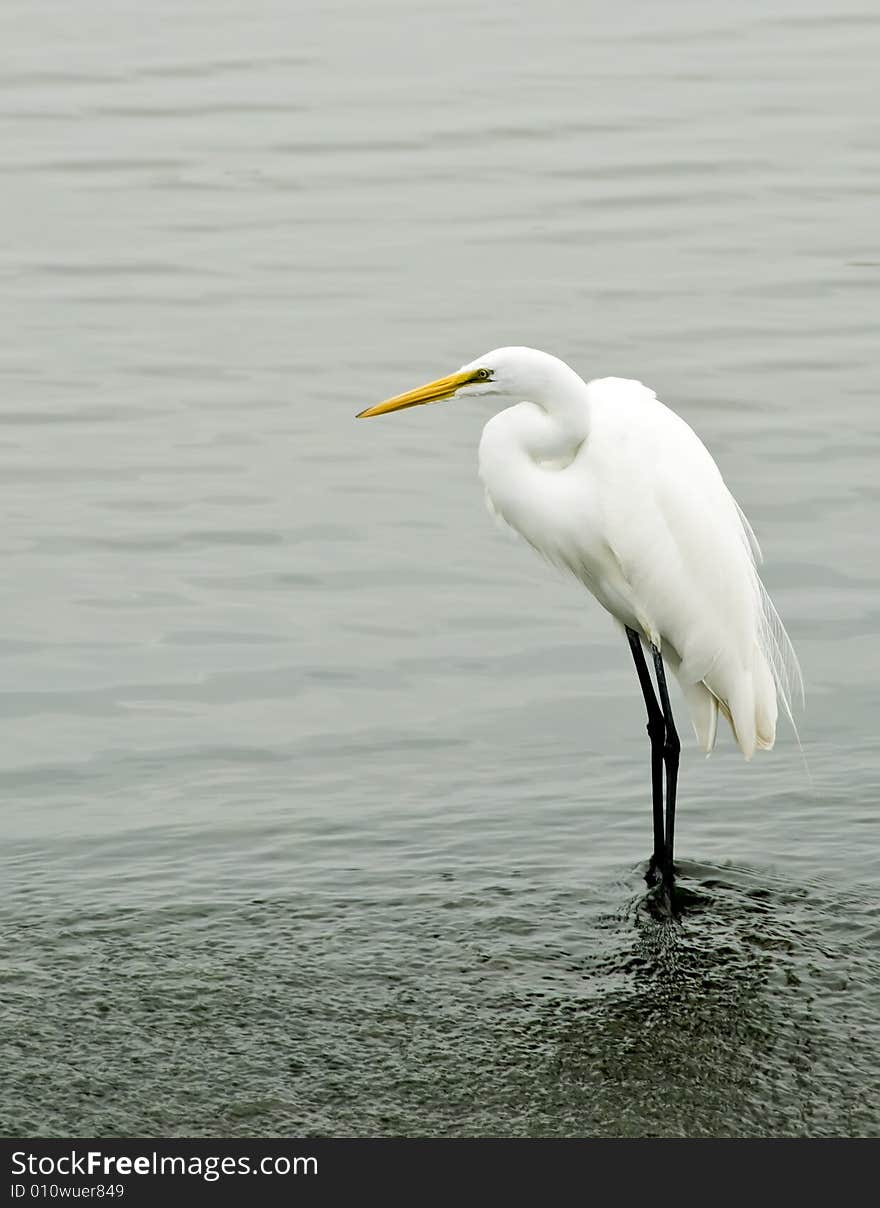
left=537, top=365, right=591, bottom=444
left=507, top=360, right=591, bottom=454
left=480, top=380, right=591, bottom=497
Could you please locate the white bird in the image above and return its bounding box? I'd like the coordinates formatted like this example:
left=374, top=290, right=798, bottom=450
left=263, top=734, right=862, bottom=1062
left=357, top=347, right=802, bottom=913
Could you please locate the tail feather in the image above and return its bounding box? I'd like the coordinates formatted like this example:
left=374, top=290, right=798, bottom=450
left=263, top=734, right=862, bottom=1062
left=726, top=674, right=758, bottom=759
left=707, top=639, right=788, bottom=759
left=681, top=679, right=718, bottom=753
left=753, top=645, right=778, bottom=751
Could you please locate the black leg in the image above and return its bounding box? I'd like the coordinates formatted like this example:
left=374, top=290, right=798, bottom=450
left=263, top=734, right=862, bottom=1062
left=626, top=627, right=665, bottom=881
left=651, top=644, right=680, bottom=898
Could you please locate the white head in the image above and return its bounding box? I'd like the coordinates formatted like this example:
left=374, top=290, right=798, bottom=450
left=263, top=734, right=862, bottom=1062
left=357, top=346, right=585, bottom=419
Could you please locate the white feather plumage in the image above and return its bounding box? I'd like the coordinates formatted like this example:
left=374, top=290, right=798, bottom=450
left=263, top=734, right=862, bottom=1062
left=473, top=348, right=802, bottom=758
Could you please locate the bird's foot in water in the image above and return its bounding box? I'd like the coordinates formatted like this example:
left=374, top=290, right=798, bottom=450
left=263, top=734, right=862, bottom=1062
left=646, top=852, right=664, bottom=887
left=645, top=855, right=676, bottom=919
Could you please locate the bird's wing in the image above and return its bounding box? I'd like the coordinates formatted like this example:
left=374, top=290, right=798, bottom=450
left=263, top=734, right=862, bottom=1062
left=583, top=379, right=802, bottom=756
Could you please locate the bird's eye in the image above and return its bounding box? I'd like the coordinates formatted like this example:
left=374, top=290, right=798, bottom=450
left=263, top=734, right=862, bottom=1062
left=475, top=368, right=492, bottom=381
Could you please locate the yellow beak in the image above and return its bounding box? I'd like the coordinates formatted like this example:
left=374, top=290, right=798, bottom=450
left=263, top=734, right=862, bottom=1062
left=357, top=368, right=476, bottom=419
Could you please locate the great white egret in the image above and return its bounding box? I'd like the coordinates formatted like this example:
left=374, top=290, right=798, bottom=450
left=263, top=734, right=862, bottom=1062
left=357, top=347, right=802, bottom=913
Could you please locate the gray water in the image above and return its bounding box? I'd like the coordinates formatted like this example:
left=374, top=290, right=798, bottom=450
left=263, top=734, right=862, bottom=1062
left=2, top=0, right=879, bottom=1137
